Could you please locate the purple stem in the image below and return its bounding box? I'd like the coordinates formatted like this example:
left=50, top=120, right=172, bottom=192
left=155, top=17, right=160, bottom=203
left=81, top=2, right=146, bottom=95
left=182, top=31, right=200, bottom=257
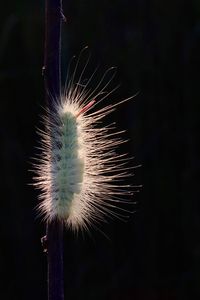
left=43, top=1, right=64, bottom=300
left=44, top=0, right=62, bottom=110
left=46, top=221, right=64, bottom=300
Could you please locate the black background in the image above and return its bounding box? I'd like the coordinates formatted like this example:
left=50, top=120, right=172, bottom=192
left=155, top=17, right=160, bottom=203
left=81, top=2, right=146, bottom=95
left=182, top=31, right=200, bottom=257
left=0, top=1, right=200, bottom=299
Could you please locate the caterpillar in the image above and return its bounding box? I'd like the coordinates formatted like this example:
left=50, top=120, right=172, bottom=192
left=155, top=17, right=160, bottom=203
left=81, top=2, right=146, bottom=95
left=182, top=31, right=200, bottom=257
left=33, top=50, right=138, bottom=232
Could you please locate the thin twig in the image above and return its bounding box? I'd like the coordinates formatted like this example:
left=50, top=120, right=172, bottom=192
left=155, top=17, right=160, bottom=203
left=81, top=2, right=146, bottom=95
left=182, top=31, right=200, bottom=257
left=43, top=1, right=64, bottom=300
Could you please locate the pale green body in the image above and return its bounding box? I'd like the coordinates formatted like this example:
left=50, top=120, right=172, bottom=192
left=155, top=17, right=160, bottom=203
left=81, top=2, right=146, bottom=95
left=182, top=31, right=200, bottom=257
left=54, top=112, right=84, bottom=218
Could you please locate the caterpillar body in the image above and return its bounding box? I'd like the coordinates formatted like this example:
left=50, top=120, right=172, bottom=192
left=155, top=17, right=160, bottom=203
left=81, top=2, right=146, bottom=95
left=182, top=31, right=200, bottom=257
left=34, top=53, right=137, bottom=232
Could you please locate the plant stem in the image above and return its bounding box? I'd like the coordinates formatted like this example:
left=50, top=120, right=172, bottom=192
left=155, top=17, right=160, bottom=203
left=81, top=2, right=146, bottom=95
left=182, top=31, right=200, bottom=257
left=44, top=0, right=62, bottom=110
left=46, top=221, right=64, bottom=300
left=43, top=1, right=64, bottom=300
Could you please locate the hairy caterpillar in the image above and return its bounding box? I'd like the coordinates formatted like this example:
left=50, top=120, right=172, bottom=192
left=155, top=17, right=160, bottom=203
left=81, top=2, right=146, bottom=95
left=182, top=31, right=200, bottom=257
left=33, top=50, right=138, bottom=232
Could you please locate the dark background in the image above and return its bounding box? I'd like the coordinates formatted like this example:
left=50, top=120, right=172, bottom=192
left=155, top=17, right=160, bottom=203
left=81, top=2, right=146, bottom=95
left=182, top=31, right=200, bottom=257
left=0, top=1, right=200, bottom=299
